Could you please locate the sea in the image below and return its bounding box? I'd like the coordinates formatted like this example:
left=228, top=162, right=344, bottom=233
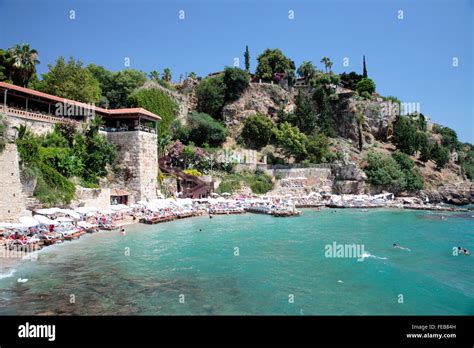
left=0, top=208, right=472, bottom=315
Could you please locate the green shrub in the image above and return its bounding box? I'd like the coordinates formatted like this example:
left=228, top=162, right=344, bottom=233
left=356, top=78, right=376, bottom=95
left=196, top=75, right=226, bottom=119
left=186, top=112, right=227, bottom=147
left=364, top=151, right=424, bottom=192
left=430, top=143, right=450, bottom=169
left=223, top=67, right=249, bottom=102
left=241, top=113, right=275, bottom=150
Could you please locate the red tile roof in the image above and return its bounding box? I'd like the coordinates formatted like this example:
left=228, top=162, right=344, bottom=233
left=0, top=81, right=161, bottom=120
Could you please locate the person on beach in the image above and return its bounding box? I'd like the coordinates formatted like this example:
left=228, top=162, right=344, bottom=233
left=120, top=227, right=126, bottom=235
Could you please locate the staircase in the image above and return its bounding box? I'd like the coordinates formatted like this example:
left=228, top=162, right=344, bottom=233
left=159, top=157, right=214, bottom=199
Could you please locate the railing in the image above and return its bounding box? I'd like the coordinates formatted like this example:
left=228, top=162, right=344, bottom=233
left=159, top=157, right=214, bottom=198
left=267, top=163, right=335, bottom=170
left=100, top=125, right=156, bottom=134
left=0, top=105, right=78, bottom=124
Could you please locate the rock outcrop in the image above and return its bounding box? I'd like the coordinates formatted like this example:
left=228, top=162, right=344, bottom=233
left=222, top=83, right=295, bottom=131
left=331, top=163, right=367, bottom=194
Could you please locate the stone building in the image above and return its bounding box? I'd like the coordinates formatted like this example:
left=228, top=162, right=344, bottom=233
left=0, top=81, right=161, bottom=214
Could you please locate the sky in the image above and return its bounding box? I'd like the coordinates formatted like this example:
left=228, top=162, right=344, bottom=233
left=0, top=0, right=472, bottom=142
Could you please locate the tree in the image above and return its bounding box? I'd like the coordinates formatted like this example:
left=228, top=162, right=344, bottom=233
left=392, top=150, right=424, bottom=191
left=363, top=55, right=368, bottom=78
left=104, top=69, right=147, bottom=108
left=356, top=111, right=365, bottom=151
left=244, top=45, right=250, bottom=72
left=6, top=44, right=40, bottom=87
left=320, top=57, right=333, bottom=73
left=280, top=91, right=316, bottom=134
left=187, top=72, right=198, bottom=80
left=87, top=64, right=113, bottom=107
left=364, top=151, right=423, bottom=192
left=276, top=122, right=308, bottom=161
left=297, top=61, right=317, bottom=81
left=439, top=127, right=459, bottom=151
left=241, top=113, right=275, bottom=149
left=0, top=49, right=7, bottom=81
left=196, top=75, right=226, bottom=119
left=356, top=78, right=376, bottom=95
left=186, top=112, right=227, bottom=147
left=431, top=143, right=450, bottom=169
left=306, top=133, right=330, bottom=163
left=364, top=152, right=406, bottom=190
left=392, top=115, right=418, bottom=155
left=148, top=70, right=160, bottom=81
left=417, top=132, right=431, bottom=163
left=339, top=71, right=363, bottom=90
left=223, top=67, right=250, bottom=102
left=255, top=48, right=294, bottom=81
left=162, top=68, right=172, bottom=82
left=311, top=72, right=339, bottom=137
left=35, top=57, right=101, bottom=103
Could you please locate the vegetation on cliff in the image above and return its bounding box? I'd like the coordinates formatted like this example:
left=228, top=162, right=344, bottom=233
left=15, top=118, right=117, bottom=205
left=127, top=87, right=178, bottom=136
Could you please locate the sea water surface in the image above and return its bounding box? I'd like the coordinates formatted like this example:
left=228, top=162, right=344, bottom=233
left=0, top=209, right=472, bottom=315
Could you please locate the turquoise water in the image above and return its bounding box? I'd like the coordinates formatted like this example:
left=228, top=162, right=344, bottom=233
left=0, top=209, right=473, bottom=315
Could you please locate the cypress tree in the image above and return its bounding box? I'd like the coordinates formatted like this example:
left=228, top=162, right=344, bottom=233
left=363, top=55, right=368, bottom=78
left=244, top=45, right=250, bottom=72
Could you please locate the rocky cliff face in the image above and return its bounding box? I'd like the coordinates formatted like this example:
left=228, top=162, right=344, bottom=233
left=222, top=83, right=295, bottom=131
left=334, top=96, right=397, bottom=146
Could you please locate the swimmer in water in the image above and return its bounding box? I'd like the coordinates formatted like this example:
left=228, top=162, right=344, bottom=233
left=120, top=227, right=126, bottom=235
left=393, top=243, right=411, bottom=251
left=458, top=247, right=470, bottom=255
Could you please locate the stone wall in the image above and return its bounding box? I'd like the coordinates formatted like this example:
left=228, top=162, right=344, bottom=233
left=107, top=131, right=158, bottom=203
left=5, top=115, right=55, bottom=136
left=0, top=144, right=27, bottom=221
left=72, top=188, right=111, bottom=210
left=266, top=164, right=367, bottom=196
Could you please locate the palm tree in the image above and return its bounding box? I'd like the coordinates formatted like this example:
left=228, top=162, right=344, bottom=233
left=148, top=70, right=160, bottom=81
left=13, top=124, right=27, bottom=140
left=7, top=44, right=40, bottom=87
left=320, top=57, right=333, bottom=73
left=162, top=68, right=172, bottom=82
left=297, top=61, right=317, bottom=81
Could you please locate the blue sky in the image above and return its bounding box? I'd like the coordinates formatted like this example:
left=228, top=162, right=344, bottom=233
left=1, top=0, right=472, bottom=142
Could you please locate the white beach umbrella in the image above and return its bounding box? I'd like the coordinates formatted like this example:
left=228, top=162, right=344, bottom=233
left=58, top=209, right=81, bottom=220
left=19, top=216, right=39, bottom=227
left=33, top=215, right=58, bottom=226
left=75, top=206, right=99, bottom=214
left=55, top=216, right=73, bottom=222
left=100, top=209, right=114, bottom=215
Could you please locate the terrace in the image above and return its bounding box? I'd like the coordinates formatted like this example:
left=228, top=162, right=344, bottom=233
left=0, top=82, right=161, bottom=132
